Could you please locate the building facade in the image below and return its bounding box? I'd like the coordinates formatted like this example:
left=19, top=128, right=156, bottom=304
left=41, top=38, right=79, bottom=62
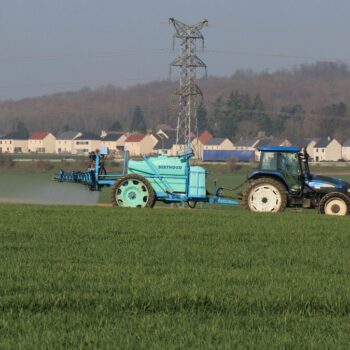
left=0, top=133, right=28, bottom=153
left=28, top=132, right=56, bottom=153
left=72, top=132, right=101, bottom=155
left=124, top=133, right=158, bottom=156
left=312, top=138, right=342, bottom=162
left=56, top=131, right=82, bottom=154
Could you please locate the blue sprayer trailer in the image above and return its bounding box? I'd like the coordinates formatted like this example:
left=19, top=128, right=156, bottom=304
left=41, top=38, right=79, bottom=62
left=54, top=147, right=239, bottom=208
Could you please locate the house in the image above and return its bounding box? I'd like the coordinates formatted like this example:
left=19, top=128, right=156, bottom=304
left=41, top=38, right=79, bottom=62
left=294, top=137, right=320, bottom=157
left=72, top=132, right=101, bottom=155
left=203, top=138, right=234, bottom=151
left=124, top=133, right=158, bottom=156
left=153, top=129, right=177, bottom=156
left=312, top=138, right=342, bottom=162
left=55, top=131, right=82, bottom=154
left=28, top=132, right=56, bottom=153
left=191, top=130, right=213, bottom=159
left=101, top=132, right=128, bottom=155
left=342, top=139, right=350, bottom=161
left=233, top=139, right=260, bottom=151
left=0, top=132, right=28, bottom=153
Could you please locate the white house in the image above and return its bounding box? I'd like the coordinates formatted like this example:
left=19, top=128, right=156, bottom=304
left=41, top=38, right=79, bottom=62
left=305, top=138, right=320, bottom=157
left=0, top=132, right=28, bottom=153
left=153, top=129, right=177, bottom=156
left=55, top=131, right=82, bottom=154
left=312, top=138, right=342, bottom=162
left=191, top=130, right=213, bottom=159
left=28, top=132, right=56, bottom=153
left=203, top=138, right=234, bottom=151
left=233, top=139, right=260, bottom=151
left=100, top=132, right=128, bottom=154
left=72, top=132, right=101, bottom=155
left=124, top=133, right=158, bottom=156
left=342, top=139, right=350, bottom=161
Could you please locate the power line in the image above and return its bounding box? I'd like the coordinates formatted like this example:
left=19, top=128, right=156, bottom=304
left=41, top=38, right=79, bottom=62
left=1, top=46, right=349, bottom=65
left=205, top=49, right=350, bottom=64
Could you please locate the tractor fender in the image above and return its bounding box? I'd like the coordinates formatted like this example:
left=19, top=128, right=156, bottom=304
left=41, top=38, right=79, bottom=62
left=249, top=171, right=288, bottom=191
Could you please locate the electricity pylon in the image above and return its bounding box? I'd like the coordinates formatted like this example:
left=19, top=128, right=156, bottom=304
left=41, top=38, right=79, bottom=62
left=169, top=18, right=208, bottom=150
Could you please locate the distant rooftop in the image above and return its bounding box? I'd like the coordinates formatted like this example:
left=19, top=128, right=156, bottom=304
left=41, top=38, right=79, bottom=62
left=0, top=132, right=28, bottom=140
left=235, top=138, right=259, bottom=147
left=101, top=133, right=124, bottom=141
left=125, top=133, right=145, bottom=143
left=75, top=132, right=100, bottom=141
left=198, top=130, right=212, bottom=145
left=154, top=131, right=177, bottom=150
left=30, top=132, right=50, bottom=140
left=255, top=138, right=272, bottom=148
left=56, top=131, right=81, bottom=140
left=205, top=137, right=226, bottom=146
left=314, top=138, right=332, bottom=148
left=343, top=139, right=350, bottom=147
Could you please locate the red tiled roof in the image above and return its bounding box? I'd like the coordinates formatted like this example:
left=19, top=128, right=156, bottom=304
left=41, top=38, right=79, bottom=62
left=125, top=133, right=145, bottom=142
left=30, top=132, right=50, bottom=140
left=198, top=130, right=213, bottom=145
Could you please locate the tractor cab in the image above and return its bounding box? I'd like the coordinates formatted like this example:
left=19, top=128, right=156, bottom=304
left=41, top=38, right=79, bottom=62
left=254, top=146, right=306, bottom=194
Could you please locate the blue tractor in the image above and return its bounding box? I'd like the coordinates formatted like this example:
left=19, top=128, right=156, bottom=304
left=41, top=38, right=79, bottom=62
left=242, top=146, right=350, bottom=216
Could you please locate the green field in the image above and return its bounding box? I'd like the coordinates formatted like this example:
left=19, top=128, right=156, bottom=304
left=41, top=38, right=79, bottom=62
left=1, top=204, right=350, bottom=349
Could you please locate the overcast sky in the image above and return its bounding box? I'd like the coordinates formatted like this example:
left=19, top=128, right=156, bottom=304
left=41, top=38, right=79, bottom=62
left=0, top=0, right=349, bottom=100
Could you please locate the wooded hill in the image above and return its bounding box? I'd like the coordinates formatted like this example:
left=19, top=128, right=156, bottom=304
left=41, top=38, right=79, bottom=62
left=1, top=62, right=350, bottom=142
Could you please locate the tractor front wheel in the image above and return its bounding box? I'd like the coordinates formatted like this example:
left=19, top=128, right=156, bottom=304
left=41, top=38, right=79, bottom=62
left=242, top=177, right=288, bottom=213
left=110, top=174, right=155, bottom=208
left=318, top=192, right=350, bottom=216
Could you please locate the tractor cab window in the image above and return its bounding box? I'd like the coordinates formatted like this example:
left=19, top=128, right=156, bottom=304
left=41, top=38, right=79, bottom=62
left=278, top=152, right=302, bottom=192
left=260, top=151, right=302, bottom=193
left=260, top=152, right=277, bottom=170
left=278, top=152, right=300, bottom=175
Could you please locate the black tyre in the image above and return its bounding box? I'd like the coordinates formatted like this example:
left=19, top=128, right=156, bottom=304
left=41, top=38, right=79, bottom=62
left=318, top=192, right=350, bottom=216
left=110, top=174, right=155, bottom=208
left=241, top=177, right=288, bottom=213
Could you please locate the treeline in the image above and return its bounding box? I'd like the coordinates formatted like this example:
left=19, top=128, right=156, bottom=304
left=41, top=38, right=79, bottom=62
left=1, top=62, right=350, bottom=141
left=204, top=92, right=349, bottom=142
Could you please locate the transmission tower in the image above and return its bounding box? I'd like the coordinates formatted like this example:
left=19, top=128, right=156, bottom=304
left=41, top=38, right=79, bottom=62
left=169, top=18, right=208, bottom=150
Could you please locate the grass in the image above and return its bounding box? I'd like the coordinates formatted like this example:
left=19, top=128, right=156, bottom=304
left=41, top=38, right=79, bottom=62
left=1, top=204, right=350, bottom=348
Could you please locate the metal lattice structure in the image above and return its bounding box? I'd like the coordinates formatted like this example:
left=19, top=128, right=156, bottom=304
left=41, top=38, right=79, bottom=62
left=169, top=18, right=208, bottom=150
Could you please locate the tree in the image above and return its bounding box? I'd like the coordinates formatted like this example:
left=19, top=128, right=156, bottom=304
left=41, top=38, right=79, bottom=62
left=273, top=104, right=305, bottom=139
left=13, top=121, right=29, bottom=138
left=220, top=91, right=252, bottom=138
left=62, top=124, right=71, bottom=132
left=109, top=120, right=122, bottom=131
left=196, top=101, right=209, bottom=133
left=252, top=95, right=271, bottom=135
left=208, top=97, right=225, bottom=136
left=130, top=106, right=147, bottom=133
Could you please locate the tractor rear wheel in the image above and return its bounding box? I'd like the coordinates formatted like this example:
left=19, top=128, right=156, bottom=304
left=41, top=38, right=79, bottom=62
left=242, top=177, right=288, bottom=213
left=110, top=174, right=155, bottom=208
left=318, top=192, right=350, bottom=216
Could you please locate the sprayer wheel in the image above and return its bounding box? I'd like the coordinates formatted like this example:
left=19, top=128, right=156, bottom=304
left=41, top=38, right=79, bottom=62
left=110, top=174, right=155, bottom=208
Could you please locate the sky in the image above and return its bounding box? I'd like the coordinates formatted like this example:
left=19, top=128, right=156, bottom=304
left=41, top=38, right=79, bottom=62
left=0, top=0, right=349, bottom=100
